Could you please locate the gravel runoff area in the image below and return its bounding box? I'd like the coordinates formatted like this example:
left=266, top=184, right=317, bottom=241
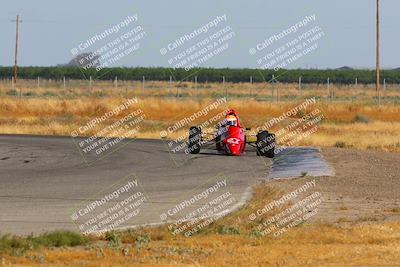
left=268, top=147, right=400, bottom=224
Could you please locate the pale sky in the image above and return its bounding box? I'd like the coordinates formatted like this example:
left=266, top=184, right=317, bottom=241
left=0, top=0, right=398, bottom=69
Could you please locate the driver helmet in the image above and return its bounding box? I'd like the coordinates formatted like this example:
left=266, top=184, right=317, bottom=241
left=226, top=114, right=237, bottom=126
left=226, top=109, right=237, bottom=117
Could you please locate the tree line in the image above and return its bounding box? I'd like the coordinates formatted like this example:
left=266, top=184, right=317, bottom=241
left=0, top=66, right=399, bottom=84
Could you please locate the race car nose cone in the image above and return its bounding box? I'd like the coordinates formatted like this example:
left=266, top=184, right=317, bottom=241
left=227, top=142, right=241, bottom=156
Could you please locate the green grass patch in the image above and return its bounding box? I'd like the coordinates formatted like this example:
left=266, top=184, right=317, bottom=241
left=0, top=230, right=90, bottom=255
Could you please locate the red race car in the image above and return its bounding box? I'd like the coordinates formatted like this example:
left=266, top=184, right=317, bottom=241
left=187, top=109, right=275, bottom=158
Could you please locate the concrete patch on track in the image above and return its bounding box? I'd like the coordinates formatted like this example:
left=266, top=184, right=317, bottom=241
left=267, top=147, right=334, bottom=179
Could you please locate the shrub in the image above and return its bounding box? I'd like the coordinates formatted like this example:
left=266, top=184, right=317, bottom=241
left=0, top=234, right=30, bottom=254
left=119, top=229, right=152, bottom=246
left=94, top=91, right=107, bottom=97
left=6, top=90, right=18, bottom=96
left=23, top=91, right=37, bottom=97
left=249, top=228, right=263, bottom=238
left=300, top=171, right=308, bottom=177
left=334, top=141, right=346, bottom=148
left=353, top=113, right=369, bottom=123
left=135, top=234, right=150, bottom=248
left=42, top=91, right=56, bottom=97
left=105, top=231, right=121, bottom=248
left=217, top=226, right=240, bottom=235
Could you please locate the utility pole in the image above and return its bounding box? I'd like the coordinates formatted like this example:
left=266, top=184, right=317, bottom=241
left=12, top=15, right=22, bottom=83
left=376, top=0, right=380, bottom=93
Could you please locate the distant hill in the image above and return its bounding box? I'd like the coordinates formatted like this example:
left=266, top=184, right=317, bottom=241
left=58, top=52, right=100, bottom=68
left=336, top=66, right=353, bottom=71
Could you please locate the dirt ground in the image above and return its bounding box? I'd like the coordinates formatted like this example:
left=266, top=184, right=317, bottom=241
left=268, top=147, right=400, bottom=224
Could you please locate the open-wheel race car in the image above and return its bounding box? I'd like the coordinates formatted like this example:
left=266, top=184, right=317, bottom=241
left=187, top=125, right=275, bottom=158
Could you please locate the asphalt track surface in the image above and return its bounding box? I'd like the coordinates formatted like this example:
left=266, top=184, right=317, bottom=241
left=0, top=135, right=333, bottom=235
left=0, top=135, right=273, bottom=235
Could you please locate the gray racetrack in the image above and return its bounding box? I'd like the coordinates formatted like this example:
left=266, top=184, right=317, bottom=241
left=0, top=135, right=333, bottom=236
left=0, top=135, right=272, bottom=235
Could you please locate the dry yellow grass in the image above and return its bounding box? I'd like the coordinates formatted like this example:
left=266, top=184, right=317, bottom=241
left=3, top=224, right=400, bottom=266
left=2, top=184, right=400, bottom=266
left=0, top=95, right=399, bottom=152
left=2, top=79, right=400, bottom=100
left=300, top=121, right=400, bottom=151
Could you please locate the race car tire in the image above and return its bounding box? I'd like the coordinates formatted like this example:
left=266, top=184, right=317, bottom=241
left=188, top=126, right=201, bottom=154
left=256, top=131, right=275, bottom=158
left=216, top=134, right=222, bottom=151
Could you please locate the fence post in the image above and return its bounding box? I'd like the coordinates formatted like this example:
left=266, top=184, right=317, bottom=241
left=37, top=76, right=40, bottom=88
left=169, top=76, right=174, bottom=97
left=11, top=77, right=15, bottom=90
left=223, top=76, right=227, bottom=100
left=115, top=76, right=118, bottom=88
left=89, top=76, right=92, bottom=89
left=272, top=74, right=278, bottom=102
left=383, top=78, right=386, bottom=91
left=142, top=76, right=145, bottom=96
left=73, top=80, right=76, bottom=97
left=298, top=76, right=302, bottom=91
left=63, top=76, right=66, bottom=90
left=378, top=90, right=381, bottom=106
left=250, top=76, right=253, bottom=97
left=327, top=77, right=330, bottom=99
